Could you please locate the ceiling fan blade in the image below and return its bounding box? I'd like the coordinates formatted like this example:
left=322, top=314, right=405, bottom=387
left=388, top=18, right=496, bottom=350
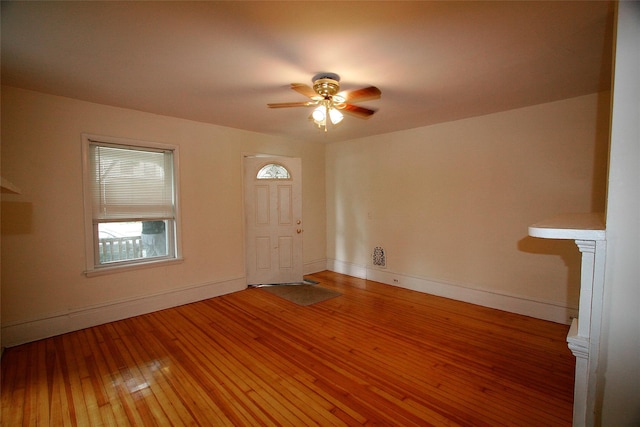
left=290, top=83, right=320, bottom=99
left=339, top=86, right=381, bottom=103
left=267, top=101, right=316, bottom=108
left=340, top=103, right=377, bottom=118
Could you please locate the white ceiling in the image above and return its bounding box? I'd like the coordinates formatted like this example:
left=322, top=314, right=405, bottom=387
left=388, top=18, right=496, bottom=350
left=1, top=1, right=614, bottom=144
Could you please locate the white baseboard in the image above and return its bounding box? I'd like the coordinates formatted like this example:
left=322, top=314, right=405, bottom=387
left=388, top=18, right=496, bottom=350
left=1, top=276, right=246, bottom=348
left=304, top=258, right=329, bottom=275
left=3, top=261, right=575, bottom=348
left=327, top=261, right=576, bottom=325
left=326, top=258, right=367, bottom=279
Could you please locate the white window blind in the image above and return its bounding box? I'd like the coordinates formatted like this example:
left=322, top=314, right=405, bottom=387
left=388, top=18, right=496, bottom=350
left=90, top=143, right=175, bottom=221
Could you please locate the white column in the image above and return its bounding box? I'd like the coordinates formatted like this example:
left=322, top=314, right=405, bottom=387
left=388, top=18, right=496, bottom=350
left=567, top=239, right=606, bottom=427
left=529, top=213, right=606, bottom=427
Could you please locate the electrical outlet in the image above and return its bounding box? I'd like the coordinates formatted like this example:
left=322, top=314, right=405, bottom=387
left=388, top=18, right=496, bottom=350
left=393, top=278, right=399, bottom=284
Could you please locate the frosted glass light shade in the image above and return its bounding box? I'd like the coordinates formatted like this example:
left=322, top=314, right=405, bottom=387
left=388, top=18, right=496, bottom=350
left=312, top=106, right=325, bottom=122
left=329, top=108, right=343, bottom=124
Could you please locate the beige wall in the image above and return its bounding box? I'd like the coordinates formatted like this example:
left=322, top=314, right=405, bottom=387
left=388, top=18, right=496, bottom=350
left=326, top=93, right=609, bottom=318
left=0, top=85, right=610, bottom=345
left=1, top=86, right=326, bottom=346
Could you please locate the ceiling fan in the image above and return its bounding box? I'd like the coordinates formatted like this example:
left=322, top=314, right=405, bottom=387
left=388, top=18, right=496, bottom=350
left=267, top=73, right=381, bottom=132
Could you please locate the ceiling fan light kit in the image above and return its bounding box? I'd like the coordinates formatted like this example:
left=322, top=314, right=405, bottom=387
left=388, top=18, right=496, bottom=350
left=311, top=101, right=344, bottom=130
left=268, top=73, right=381, bottom=132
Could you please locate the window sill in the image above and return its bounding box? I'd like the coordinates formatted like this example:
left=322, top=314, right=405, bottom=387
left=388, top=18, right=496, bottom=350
left=84, top=257, right=184, bottom=278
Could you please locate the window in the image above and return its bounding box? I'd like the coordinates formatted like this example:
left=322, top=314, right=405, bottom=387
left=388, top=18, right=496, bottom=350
left=82, top=134, right=181, bottom=275
left=256, top=163, right=290, bottom=179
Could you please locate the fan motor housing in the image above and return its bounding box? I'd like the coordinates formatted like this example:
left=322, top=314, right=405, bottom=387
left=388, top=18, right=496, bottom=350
left=313, top=78, right=340, bottom=98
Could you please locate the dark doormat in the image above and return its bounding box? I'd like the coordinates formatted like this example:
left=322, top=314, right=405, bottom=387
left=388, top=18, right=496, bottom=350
left=259, top=284, right=341, bottom=306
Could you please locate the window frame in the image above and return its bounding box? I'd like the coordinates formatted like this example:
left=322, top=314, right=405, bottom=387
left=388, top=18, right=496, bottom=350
left=82, top=133, right=183, bottom=276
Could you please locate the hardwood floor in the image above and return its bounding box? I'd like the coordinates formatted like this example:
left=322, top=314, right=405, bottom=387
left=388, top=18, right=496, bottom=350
left=2, top=271, right=575, bottom=426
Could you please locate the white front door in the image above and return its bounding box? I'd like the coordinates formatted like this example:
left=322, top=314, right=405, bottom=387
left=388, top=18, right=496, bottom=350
left=244, top=156, right=303, bottom=285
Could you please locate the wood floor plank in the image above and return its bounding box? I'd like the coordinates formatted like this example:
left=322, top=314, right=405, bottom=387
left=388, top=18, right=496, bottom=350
left=238, top=290, right=492, bottom=424
left=2, top=271, right=574, bottom=426
left=163, top=305, right=325, bottom=426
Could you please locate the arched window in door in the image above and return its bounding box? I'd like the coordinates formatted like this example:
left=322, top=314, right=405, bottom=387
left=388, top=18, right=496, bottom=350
left=256, top=163, right=290, bottom=180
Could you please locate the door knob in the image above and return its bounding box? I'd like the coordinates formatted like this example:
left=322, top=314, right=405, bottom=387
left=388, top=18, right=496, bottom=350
left=296, top=228, right=302, bottom=234
left=297, top=220, right=302, bottom=225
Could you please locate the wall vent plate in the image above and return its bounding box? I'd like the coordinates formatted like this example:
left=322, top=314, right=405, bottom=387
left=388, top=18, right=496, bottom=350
left=373, top=246, right=386, bottom=268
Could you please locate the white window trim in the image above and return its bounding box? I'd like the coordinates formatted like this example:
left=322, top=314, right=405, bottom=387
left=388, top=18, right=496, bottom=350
left=81, top=133, right=183, bottom=276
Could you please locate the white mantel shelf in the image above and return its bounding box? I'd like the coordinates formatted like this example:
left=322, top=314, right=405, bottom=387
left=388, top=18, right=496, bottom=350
left=529, top=212, right=606, bottom=427
left=529, top=213, right=605, bottom=240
